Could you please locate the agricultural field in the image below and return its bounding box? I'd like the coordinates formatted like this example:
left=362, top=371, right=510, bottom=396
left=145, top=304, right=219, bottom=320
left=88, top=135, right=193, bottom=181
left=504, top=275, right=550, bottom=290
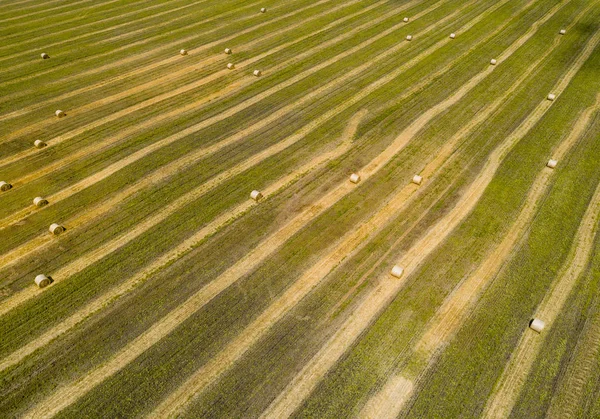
left=1, top=0, right=600, bottom=417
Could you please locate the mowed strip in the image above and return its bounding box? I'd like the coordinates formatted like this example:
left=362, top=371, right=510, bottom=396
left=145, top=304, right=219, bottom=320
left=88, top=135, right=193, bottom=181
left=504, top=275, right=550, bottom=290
left=0, top=0, right=286, bottom=112
left=482, top=97, right=600, bottom=419
left=0, top=0, right=387, bottom=152
left=0, top=0, right=336, bottom=94
left=0, top=110, right=368, bottom=375
left=27, top=2, right=553, bottom=413
left=263, top=16, right=599, bottom=418
left=0, top=0, right=503, bottom=316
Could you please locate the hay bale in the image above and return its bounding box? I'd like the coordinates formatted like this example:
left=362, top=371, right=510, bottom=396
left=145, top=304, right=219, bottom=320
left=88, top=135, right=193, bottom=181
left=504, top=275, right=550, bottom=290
left=41, top=53, right=49, bottom=59
left=49, top=223, right=65, bottom=235
left=33, top=197, right=49, bottom=207
left=35, top=274, right=51, bottom=288
left=450, top=33, right=456, bottom=39
left=55, top=110, right=65, bottom=118
left=406, top=35, right=412, bottom=41
left=34, top=140, right=47, bottom=148
left=529, top=318, right=545, bottom=333
left=180, top=49, right=188, bottom=56
left=547, top=159, right=558, bottom=169
left=261, top=7, right=267, bottom=13
left=224, top=48, right=232, bottom=54
left=547, top=93, right=556, bottom=101
left=403, top=17, right=409, bottom=22
left=253, top=69, right=262, bottom=77
left=227, top=63, right=235, bottom=70
left=0, top=181, right=12, bottom=192
left=559, top=29, right=566, bottom=35
left=490, top=59, right=497, bottom=65
left=250, top=190, right=263, bottom=201
left=350, top=173, right=361, bottom=184
left=412, top=175, right=423, bottom=185
left=391, top=265, right=404, bottom=278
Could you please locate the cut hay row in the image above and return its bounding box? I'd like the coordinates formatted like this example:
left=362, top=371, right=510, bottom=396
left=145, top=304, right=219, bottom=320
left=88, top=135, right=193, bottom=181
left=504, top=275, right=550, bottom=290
left=0, top=0, right=114, bottom=25
left=0, top=0, right=388, bottom=148
left=0, top=0, right=379, bottom=126
left=2, top=0, right=597, bottom=415
left=418, top=93, right=600, bottom=362
left=0, top=0, right=461, bottom=224
left=14, top=110, right=370, bottom=418
left=0, top=0, right=483, bottom=323
left=482, top=187, right=600, bottom=418
left=545, top=274, right=600, bottom=418
left=399, top=27, right=600, bottom=419
left=0, top=0, right=176, bottom=43
left=0, top=110, right=366, bottom=374
left=22, top=2, right=561, bottom=412
left=0, top=0, right=502, bottom=314
left=0, top=0, right=226, bottom=70
left=261, top=11, right=594, bottom=416
left=0, top=0, right=540, bottom=360
left=0, top=0, right=333, bottom=92
left=482, top=99, right=600, bottom=417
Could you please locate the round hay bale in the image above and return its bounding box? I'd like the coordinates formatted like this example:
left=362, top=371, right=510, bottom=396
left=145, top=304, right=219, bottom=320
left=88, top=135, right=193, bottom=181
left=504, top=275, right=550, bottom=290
left=0, top=181, right=12, bottom=192
left=250, top=190, right=263, bottom=201
left=547, top=159, right=558, bottom=169
left=349, top=173, right=361, bottom=184
left=33, top=197, right=49, bottom=207
left=49, top=223, right=65, bottom=235
left=41, top=53, right=49, bottom=59
left=559, top=29, right=566, bottom=35
left=253, top=69, right=262, bottom=77
left=35, top=274, right=51, bottom=288
left=403, top=17, right=409, bottom=22
left=261, top=7, right=267, bottom=13
left=391, top=265, right=404, bottom=278
left=224, top=48, right=232, bottom=54
left=55, top=110, right=65, bottom=118
left=34, top=140, right=47, bottom=149
left=529, top=318, right=545, bottom=333
left=412, top=175, right=423, bottom=185
left=180, top=49, right=188, bottom=56
left=450, top=33, right=456, bottom=39
left=227, top=63, right=235, bottom=70
left=547, top=93, right=556, bottom=101
left=406, top=35, right=412, bottom=41
left=490, top=59, right=497, bottom=65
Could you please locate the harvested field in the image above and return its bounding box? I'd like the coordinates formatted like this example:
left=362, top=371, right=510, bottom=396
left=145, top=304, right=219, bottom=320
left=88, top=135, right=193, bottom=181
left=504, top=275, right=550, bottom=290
left=1, top=0, right=599, bottom=417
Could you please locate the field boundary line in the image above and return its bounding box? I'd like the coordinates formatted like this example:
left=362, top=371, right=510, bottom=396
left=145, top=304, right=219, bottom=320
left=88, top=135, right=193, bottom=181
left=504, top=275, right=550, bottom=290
left=264, top=7, right=597, bottom=417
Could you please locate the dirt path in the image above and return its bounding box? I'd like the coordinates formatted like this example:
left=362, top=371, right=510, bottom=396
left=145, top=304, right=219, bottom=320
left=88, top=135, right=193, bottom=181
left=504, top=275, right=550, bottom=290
left=483, top=181, right=600, bottom=419
left=15, top=112, right=367, bottom=419
left=265, top=9, right=596, bottom=418
left=0, top=0, right=374, bottom=138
